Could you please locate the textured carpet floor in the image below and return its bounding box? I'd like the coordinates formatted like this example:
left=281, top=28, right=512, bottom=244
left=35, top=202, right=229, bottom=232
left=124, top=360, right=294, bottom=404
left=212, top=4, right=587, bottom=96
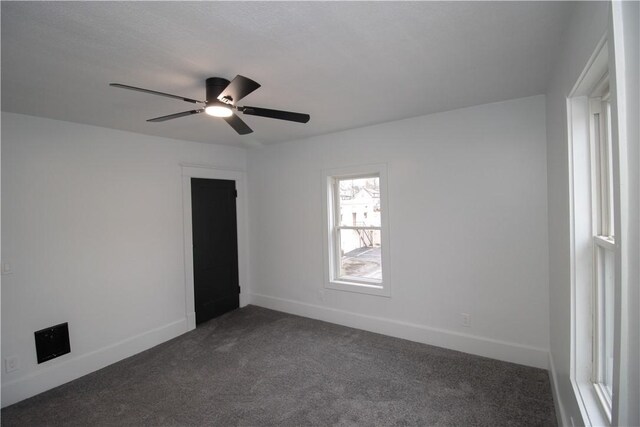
left=1, top=306, right=556, bottom=426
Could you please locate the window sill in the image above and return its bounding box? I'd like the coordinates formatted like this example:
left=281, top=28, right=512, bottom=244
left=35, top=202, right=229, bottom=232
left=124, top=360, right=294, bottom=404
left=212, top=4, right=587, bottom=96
left=326, top=280, right=390, bottom=297
left=573, top=379, right=611, bottom=426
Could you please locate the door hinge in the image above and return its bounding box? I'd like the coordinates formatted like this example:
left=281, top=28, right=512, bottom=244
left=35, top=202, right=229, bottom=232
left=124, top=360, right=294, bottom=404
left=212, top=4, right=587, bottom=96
left=234, top=189, right=238, bottom=198
left=238, top=286, right=241, bottom=293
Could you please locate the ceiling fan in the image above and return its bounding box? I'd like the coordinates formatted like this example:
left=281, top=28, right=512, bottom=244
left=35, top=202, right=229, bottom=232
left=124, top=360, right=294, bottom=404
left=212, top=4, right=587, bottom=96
left=110, top=75, right=310, bottom=135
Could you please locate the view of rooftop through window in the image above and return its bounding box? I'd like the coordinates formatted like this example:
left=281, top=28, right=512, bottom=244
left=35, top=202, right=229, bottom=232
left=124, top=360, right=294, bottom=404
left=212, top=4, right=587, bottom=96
left=336, top=176, right=381, bottom=281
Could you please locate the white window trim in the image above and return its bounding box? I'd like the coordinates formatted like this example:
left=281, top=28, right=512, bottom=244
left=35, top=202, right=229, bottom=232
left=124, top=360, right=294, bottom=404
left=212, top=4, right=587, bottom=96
left=589, top=88, right=616, bottom=420
left=567, top=37, right=619, bottom=427
left=592, top=235, right=615, bottom=422
left=568, top=92, right=608, bottom=427
left=589, top=84, right=614, bottom=238
left=321, top=163, right=391, bottom=297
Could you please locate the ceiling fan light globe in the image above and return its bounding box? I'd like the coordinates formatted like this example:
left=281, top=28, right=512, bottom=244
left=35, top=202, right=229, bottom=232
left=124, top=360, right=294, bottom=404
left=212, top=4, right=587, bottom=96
left=205, top=105, right=233, bottom=118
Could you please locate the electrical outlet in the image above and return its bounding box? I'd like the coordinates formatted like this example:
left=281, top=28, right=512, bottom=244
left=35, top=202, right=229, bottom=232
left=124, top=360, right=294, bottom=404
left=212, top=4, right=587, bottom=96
left=317, top=290, right=325, bottom=302
left=5, top=356, right=20, bottom=373
left=1, top=262, right=12, bottom=275
left=460, top=313, right=471, bottom=327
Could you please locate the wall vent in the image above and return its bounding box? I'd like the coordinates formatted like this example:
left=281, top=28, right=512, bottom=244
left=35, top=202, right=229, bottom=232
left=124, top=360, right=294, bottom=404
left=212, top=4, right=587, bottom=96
left=34, top=322, right=71, bottom=364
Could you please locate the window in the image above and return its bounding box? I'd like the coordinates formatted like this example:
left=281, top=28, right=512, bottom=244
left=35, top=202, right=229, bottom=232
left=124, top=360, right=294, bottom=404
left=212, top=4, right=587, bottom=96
left=322, top=164, right=390, bottom=297
left=568, top=40, right=619, bottom=426
left=589, top=92, right=615, bottom=414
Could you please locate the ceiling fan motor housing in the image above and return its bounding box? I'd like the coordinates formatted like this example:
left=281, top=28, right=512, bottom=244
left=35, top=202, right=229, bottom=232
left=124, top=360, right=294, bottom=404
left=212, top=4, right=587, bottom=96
left=206, top=77, right=231, bottom=104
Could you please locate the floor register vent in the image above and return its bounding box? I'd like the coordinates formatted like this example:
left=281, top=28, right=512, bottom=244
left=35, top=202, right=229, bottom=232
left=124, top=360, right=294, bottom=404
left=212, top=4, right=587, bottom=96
left=34, top=322, right=71, bottom=364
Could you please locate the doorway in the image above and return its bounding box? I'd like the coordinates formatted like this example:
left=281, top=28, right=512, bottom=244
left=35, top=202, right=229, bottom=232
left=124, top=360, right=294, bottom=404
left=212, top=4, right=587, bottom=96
left=191, top=178, right=240, bottom=325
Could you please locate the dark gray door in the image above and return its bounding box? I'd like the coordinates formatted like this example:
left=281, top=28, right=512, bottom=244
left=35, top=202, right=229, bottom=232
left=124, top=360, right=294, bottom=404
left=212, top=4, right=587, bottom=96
left=191, top=178, right=239, bottom=324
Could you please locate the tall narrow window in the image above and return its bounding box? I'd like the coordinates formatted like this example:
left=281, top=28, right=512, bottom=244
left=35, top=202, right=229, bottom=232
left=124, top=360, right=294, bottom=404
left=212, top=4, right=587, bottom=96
left=322, top=164, right=390, bottom=297
left=568, top=41, right=619, bottom=426
left=590, top=92, right=615, bottom=414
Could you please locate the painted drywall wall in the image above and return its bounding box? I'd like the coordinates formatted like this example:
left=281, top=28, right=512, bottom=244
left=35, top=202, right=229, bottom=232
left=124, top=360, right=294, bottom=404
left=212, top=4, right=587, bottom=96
left=0, top=112, right=246, bottom=406
left=544, top=2, right=609, bottom=426
left=246, top=95, right=550, bottom=369
left=610, top=2, right=639, bottom=425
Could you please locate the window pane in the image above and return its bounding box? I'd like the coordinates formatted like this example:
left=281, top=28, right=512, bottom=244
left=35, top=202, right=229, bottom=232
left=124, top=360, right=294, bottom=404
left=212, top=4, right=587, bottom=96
left=605, top=102, right=615, bottom=235
left=338, top=228, right=381, bottom=281
left=596, top=245, right=615, bottom=397
left=338, top=177, right=381, bottom=227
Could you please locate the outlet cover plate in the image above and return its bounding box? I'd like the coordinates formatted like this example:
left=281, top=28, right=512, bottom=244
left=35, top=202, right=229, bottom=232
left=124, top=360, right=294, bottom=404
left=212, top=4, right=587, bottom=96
left=5, top=356, right=20, bottom=373
left=461, top=313, right=471, bottom=327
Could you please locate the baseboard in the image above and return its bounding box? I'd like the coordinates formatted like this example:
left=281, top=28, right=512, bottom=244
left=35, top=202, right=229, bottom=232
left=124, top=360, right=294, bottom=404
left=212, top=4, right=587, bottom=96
left=1, top=317, right=188, bottom=408
left=240, top=292, right=251, bottom=308
left=187, top=311, right=197, bottom=331
left=250, top=293, right=549, bottom=369
left=549, top=352, right=569, bottom=426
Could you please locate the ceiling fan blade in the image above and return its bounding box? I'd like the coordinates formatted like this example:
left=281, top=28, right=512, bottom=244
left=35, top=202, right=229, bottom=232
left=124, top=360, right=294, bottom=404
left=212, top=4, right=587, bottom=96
left=147, top=109, right=204, bottom=122
left=217, top=75, right=261, bottom=104
left=238, top=106, right=310, bottom=123
left=224, top=113, right=253, bottom=135
left=110, top=83, right=204, bottom=104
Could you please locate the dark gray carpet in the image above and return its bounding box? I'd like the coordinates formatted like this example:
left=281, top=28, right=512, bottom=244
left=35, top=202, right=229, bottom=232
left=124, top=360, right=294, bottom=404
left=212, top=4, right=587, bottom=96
left=1, top=306, right=556, bottom=426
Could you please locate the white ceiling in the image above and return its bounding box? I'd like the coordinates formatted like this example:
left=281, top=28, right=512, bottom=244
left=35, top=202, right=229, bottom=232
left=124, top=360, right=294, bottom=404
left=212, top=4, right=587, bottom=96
left=1, top=1, right=573, bottom=147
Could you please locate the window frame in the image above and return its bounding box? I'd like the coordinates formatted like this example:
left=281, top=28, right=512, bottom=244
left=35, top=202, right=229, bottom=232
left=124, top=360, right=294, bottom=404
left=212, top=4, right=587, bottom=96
left=567, top=38, right=619, bottom=427
left=322, top=164, right=391, bottom=297
left=589, top=90, right=616, bottom=419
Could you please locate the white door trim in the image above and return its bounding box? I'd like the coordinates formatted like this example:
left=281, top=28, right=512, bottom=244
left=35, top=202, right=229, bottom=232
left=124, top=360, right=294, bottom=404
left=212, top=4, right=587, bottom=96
left=181, top=164, right=249, bottom=331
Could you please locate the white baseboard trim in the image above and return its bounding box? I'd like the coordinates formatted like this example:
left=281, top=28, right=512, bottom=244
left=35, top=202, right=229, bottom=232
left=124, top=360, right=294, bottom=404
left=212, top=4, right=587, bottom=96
left=250, top=293, right=549, bottom=370
left=187, top=311, right=196, bottom=331
left=549, top=352, right=569, bottom=426
left=1, top=317, right=188, bottom=408
left=240, top=292, right=251, bottom=308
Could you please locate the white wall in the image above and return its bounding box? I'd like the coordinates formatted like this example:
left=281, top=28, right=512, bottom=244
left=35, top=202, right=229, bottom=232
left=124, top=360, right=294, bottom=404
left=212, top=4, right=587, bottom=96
left=247, top=95, right=550, bottom=369
left=544, top=2, right=610, bottom=426
left=610, top=2, right=639, bottom=425
left=1, top=112, right=246, bottom=406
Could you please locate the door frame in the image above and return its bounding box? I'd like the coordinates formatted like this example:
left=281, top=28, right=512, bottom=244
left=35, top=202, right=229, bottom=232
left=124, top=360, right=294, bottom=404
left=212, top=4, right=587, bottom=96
left=181, top=164, right=248, bottom=331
